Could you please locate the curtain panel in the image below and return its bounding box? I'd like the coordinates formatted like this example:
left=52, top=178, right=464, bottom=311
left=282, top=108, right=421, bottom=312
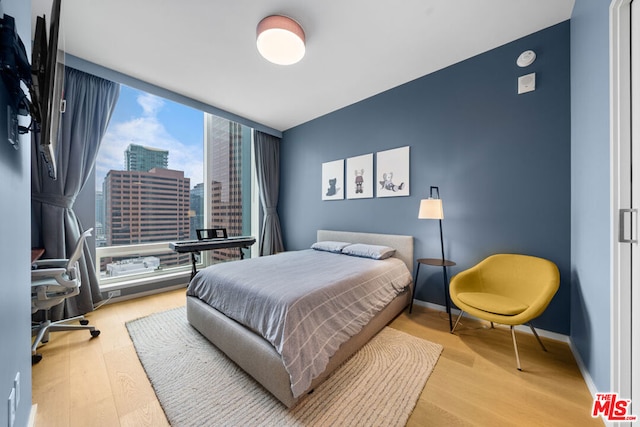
left=253, top=130, right=284, bottom=255
left=31, top=67, right=120, bottom=317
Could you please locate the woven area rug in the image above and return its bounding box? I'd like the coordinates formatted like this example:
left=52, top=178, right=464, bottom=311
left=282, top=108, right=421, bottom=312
left=126, top=306, right=442, bottom=427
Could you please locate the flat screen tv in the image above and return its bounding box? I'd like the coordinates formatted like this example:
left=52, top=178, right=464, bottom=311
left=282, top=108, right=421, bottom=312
left=31, top=0, right=63, bottom=180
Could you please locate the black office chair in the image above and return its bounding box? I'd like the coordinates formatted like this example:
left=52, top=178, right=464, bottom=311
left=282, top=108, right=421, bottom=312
left=31, top=228, right=100, bottom=364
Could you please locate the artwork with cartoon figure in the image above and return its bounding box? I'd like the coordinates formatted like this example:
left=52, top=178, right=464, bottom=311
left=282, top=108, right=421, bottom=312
left=346, top=153, right=373, bottom=199
left=376, top=146, right=410, bottom=198
left=379, top=172, right=405, bottom=192
left=355, top=170, right=364, bottom=193
left=322, top=159, right=344, bottom=200
left=326, top=178, right=340, bottom=196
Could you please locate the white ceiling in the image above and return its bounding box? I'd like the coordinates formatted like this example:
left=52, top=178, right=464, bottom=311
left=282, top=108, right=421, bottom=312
left=31, top=0, right=574, bottom=132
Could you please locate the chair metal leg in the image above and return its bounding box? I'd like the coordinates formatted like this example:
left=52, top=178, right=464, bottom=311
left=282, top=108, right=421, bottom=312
left=31, top=320, right=51, bottom=354
left=451, top=311, right=464, bottom=333
left=510, top=326, right=522, bottom=371
left=31, top=315, right=100, bottom=359
left=490, top=321, right=495, bottom=328
left=529, top=323, right=547, bottom=352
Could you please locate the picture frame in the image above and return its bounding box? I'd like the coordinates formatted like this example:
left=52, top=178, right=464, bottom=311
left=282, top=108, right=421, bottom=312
left=376, top=146, right=410, bottom=197
left=321, top=159, right=344, bottom=200
left=346, top=153, right=374, bottom=199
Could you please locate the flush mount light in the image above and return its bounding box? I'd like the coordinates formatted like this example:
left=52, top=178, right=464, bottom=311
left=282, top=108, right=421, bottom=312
left=256, top=15, right=305, bottom=65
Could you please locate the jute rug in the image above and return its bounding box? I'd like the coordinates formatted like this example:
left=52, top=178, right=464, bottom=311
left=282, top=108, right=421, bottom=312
left=126, top=306, right=442, bottom=427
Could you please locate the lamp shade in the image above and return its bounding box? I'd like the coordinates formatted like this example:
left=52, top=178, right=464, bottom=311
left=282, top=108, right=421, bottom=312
left=256, top=15, right=305, bottom=65
left=418, top=198, right=444, bottom=220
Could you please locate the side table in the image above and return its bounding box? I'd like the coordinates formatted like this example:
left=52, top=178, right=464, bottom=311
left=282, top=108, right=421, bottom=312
left=410, top=258, right=456, bottom=331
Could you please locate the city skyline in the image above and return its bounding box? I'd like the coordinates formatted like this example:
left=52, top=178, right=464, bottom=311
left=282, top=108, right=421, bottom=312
left=94, top=85, right=252, bottom=278
left=97, top=118, right=249, bottom=273
left=95, top=85, right=204, bottom=191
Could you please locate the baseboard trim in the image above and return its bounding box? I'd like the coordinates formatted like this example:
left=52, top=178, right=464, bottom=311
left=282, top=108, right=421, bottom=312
left=28, top=404, right=37, bottom=427
left=98, top=283, right=187, bottom=307
left=568, top=340, right=601, bottom=399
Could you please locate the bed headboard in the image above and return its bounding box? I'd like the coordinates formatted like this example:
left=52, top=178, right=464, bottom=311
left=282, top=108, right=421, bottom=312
left=317, top=230, right=414, bottom=273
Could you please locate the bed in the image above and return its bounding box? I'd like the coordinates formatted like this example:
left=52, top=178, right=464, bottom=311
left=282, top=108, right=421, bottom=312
left=185, top=230, right=414, bottom=408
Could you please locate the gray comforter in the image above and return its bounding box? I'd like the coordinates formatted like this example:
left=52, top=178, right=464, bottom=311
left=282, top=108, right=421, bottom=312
left=186, top=249, right=411, bottom=398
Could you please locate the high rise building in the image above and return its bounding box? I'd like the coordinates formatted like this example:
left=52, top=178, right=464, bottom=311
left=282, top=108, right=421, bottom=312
left=104, top=167, right=191, bottom=268
left=190, top=183, right=204, bottom=240
left=205, top=115, right=247, bottom=261
left=95, top=190, right=106, bottom=247
left=125, top=144, right=169, bottom=172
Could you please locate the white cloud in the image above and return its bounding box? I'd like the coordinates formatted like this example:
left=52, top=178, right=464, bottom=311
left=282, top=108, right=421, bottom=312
left=137, top=93, right=164, bottom=117
left=95, top=95, right=203, bottom=190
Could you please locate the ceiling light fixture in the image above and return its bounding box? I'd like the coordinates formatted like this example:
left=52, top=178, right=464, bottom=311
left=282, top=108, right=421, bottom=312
left=256, top=15, right=305, bottom=65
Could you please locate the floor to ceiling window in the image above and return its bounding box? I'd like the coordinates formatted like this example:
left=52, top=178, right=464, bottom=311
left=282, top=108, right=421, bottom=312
left=93, top=84, right=256, bottom=289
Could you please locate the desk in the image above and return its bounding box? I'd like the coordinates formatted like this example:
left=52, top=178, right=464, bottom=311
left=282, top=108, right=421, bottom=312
left=410, top=257, right=456, bottom=331
left=169, top=236, right=256, bottom=279
left=31, top=248, right=45, bottom=263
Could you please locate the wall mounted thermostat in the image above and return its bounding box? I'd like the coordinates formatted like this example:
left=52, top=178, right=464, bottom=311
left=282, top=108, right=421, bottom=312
left=518, top=73, right=536, bottom=94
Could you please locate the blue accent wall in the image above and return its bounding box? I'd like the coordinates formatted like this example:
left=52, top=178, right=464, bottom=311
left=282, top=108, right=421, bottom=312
left=570, top=0, right=611, bottom=393
left=280, top=22, right=571, bottom=334
left=0, top=0, right=33, bottom=426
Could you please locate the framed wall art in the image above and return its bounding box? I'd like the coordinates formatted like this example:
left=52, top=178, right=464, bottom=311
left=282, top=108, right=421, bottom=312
left=376, top=146, right=410, bottom=197
left=346, top=153, right=373, bottom=199
left=321, top=159, right=344, bottom=200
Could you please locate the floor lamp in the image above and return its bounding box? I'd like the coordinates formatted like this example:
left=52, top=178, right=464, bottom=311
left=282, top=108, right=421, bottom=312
left=415, top=186, right=455, bottom=331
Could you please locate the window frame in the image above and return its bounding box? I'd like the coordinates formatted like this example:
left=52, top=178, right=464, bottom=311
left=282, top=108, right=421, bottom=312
left=63, top=59, right=269, bottom=292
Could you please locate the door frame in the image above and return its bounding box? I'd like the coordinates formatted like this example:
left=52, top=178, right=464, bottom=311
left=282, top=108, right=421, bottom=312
left=610, top=0, right=633, bottom=405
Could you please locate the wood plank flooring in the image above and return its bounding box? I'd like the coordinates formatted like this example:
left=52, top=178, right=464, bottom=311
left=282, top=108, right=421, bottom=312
left=31, top=288, right=603, bottom=426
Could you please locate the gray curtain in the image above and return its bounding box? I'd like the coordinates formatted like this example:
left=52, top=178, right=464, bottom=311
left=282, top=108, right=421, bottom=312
left=31, top=67, right=120, bottom=317
left=253, top=131, right=284, bottom=255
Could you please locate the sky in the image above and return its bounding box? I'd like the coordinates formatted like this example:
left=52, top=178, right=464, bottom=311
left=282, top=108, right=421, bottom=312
left=95, top=85, right=204, bottom=191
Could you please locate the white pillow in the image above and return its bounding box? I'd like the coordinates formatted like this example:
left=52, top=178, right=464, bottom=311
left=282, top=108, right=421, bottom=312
left=311, top=241, right=351, bottom=253
left=341, top=243, right=396, bottom=260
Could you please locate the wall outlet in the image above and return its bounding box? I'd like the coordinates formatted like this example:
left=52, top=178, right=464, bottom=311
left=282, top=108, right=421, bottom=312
left=107, top=290, right=121, bottom=299
left=7, top=387, right=15, bottom=427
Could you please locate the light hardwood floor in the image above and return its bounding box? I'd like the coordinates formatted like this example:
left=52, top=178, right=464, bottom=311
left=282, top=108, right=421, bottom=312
left=31, top=288, right=603, bottom=426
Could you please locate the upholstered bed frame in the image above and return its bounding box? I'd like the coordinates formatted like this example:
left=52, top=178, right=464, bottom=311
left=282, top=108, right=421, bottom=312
left=186, top=230, right=414, bottom=408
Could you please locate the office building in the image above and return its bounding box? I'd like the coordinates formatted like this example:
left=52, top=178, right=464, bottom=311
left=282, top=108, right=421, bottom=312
left=104, top=167, right=191, bottom=267
left=205, top=115, right=246, bottom=261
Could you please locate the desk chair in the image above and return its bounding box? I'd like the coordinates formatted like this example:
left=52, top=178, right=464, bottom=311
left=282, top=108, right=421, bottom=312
left=31, top=228, right=100, bottom=364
